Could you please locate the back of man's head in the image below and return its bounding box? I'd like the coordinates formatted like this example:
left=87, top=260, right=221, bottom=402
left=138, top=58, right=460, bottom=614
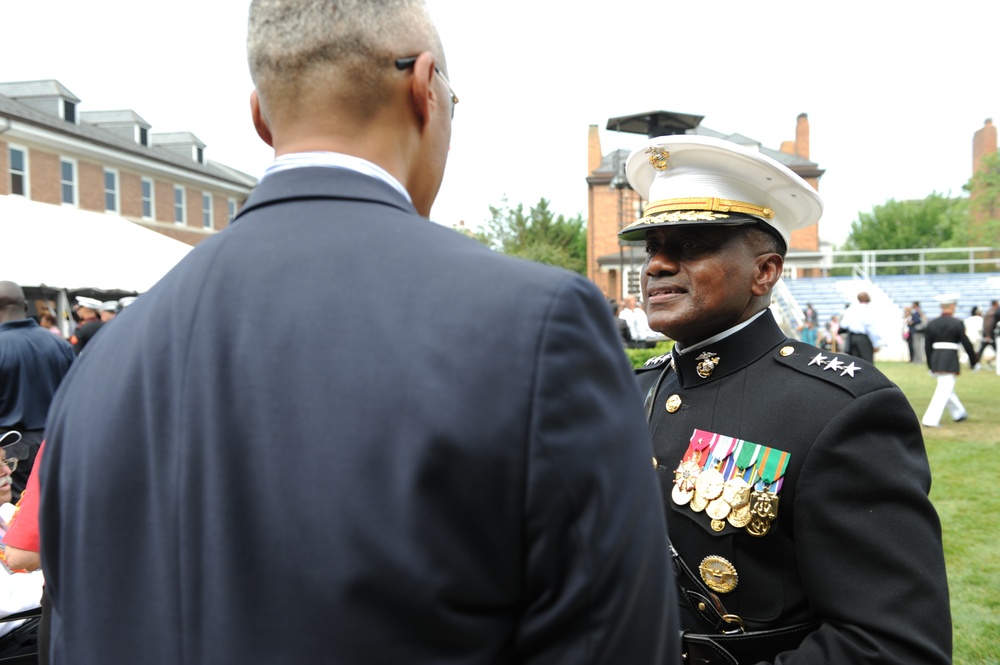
left=858, top=292, right=871, bottom=304
left=248, top=0, right=438, bottom=126
left=0, top=281, right=27, bottom=322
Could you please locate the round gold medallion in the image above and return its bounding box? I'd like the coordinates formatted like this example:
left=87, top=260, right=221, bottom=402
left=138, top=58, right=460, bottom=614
left=671, top=484, right=693, bottom=506
left=694, top=468, right=724, bottom=501
left=690, top=493, right=709, bottom=512
left=727, top=503, right=752, bottom=528
left=699, top=556, right=738, bottom=593
left=706, top=497, right=732, bottom=520
left=665, top=394, right=682, bottom=413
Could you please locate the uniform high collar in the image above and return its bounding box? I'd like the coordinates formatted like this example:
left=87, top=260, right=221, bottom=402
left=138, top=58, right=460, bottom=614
left=670, top=310, right=786, bottom=388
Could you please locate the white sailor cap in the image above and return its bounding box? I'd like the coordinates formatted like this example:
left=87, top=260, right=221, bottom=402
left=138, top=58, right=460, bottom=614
left=118, top=296, right=137, bottom=308
left=100, top=300, right=120, bottom=312
left=74, top=296, right=103, bottom=310
left=0, top=431, right=29, bottom=461
left=618, top=135, right=823, bottom=251
left=935, top=293, right=960, bottom=305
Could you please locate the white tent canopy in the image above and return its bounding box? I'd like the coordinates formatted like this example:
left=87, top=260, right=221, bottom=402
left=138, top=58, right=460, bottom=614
left=1, top=194, right=192, bottom=293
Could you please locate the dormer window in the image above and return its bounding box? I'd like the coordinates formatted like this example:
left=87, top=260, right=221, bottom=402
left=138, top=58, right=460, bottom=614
left=139, top=127, right=148, bottom=146
left=196, top=147, right=204, bottom=164
left=63, top=99, right=76, bottom=123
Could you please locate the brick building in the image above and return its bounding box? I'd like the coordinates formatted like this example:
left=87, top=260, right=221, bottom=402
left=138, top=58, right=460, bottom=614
left=586, top=111, right=824, bottom=301
left=970, top=117, right=998, bottom=245
left=0, top=80, right=256, bottom=246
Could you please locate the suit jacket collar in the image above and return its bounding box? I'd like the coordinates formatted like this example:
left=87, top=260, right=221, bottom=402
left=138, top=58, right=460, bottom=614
left=236, top=167, right=418, bottom=223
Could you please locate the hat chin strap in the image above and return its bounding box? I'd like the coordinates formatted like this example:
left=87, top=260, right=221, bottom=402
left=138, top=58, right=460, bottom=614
left=643, top=196, right=774, bottom=220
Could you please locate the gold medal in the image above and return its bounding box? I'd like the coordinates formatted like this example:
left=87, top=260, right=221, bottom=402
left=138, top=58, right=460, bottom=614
left=690, top=493, right=709, bottom=512
left=694, top=468, right=724, bottom=501
left=699, top=556, right=738, bottom=593
left=721, top=476, right=751, bottom=507
left=750, top=490, right=780, bottom=520
left=727, top=502, right=752, bottom=528
left=706, top=497, right=731, bottom=520
left=673, top=458, right=702, bottom=493
left=746, top=514, right=771, bottom=537
left=671, top=483, right=694, bottom=506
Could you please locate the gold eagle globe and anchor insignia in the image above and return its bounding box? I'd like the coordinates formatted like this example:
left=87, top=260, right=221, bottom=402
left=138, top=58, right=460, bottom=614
left=695, top=352, right=721, bottom=378
left=646, top=146, right=670, bottom=170
left=699, top=556, right=739, bottom=593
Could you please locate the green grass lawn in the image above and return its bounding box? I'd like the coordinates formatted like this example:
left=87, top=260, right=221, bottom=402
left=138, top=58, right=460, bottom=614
left=879, top=361, right=1000, bottom=665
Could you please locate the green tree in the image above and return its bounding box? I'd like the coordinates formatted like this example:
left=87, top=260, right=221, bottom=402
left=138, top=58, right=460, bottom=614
left=964, top=150, right=1000, bottom=246
left=842, top=193, right=969, bottom=251
left=473, top=198, right=587, bottom=275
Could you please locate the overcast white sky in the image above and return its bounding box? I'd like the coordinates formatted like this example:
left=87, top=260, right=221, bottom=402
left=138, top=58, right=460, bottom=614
left=4, top=1, right=998, bottom=246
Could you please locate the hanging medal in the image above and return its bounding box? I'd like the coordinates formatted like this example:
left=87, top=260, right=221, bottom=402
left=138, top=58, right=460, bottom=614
left=672, top=430, right=715, bottom=506
left=723, top=440, right=761, bottom=528
left=746, top=447, right=790, bottom=537
left=694, top=434, right=737, bottom=515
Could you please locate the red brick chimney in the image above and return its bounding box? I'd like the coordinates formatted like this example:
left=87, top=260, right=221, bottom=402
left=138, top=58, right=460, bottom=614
left=973, top=118, right=997, bottom=174
left=588, top=125, right=602, bottom=175
left=794, top=113, right=810, bottom=160
left=779, top=113, right=810, bottom=160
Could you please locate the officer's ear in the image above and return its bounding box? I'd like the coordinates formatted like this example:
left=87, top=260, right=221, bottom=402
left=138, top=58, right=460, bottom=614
left=751, top=252, right=783, bottom=297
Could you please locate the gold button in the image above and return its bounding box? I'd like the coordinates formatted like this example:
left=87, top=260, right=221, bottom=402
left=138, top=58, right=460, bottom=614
left=652, top=456, right=658, bottom=469
left=665, top=394, right=682, bottom=413
left=697, top=602, right=707, bottom=611
left=780, top=346, right=794, bottom=357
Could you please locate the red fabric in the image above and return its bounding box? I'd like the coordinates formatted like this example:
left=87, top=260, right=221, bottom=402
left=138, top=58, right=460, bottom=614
left=3, top=440, right=43, bottom=552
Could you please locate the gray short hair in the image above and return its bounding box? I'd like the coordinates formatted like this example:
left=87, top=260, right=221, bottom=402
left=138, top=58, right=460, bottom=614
left=247, top=0, right=438, bottom=116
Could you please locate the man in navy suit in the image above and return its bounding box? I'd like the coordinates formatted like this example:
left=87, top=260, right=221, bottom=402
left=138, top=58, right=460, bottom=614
left=39, top=1, right=677, bottom=663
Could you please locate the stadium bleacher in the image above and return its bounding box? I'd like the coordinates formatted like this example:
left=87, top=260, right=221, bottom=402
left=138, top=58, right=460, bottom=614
left=784, top=272, right=1000, bottom=328
left=779, top=272, right=1000, bottom=360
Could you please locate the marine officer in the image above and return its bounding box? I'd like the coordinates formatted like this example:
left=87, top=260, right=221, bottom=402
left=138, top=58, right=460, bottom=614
left=621, top=134, right=951, bottom=664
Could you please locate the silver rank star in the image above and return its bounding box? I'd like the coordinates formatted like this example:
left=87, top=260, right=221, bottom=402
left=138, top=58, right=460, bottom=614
left=823, top=357, right=845, bottom=372
left=840, top=362, right=861, bottom=378
left=808, top=353, right=828, bottom=366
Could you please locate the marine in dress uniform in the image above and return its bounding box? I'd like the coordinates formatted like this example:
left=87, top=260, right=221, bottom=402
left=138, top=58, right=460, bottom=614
left=620, top=135, right=951, bottom=664
left=921, top=294, right=977, bottom=427
left=67, top=297, right=104, bottom=355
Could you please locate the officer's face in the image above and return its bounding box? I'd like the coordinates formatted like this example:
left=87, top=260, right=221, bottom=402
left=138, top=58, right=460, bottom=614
left=640, top=225, right=770, bottom=347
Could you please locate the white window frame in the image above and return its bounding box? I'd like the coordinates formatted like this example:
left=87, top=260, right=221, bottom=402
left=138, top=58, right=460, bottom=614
left=141, top=177, right=155, bottom=220
left=202, top=193, right=213, bottom=230
left=174, top=185, right=186, bottom=225
left=8, top=144, right=29, bottom=198
left=60, top=157, right=78, bottom=206
left=227, top=197, right=237, bottom=224
left=103, top=168, right=119, bottom=213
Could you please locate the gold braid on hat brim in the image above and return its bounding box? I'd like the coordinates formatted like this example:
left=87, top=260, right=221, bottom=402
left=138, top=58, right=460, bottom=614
left=642, top=197, right=774, bottom=221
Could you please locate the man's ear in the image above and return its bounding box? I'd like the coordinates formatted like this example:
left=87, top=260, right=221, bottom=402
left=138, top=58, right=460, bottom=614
left=751, top=253, right=784, bottom=297
left=250, top=90, right=274, bottom=147
left=407, top=52, right=438, bottom=129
